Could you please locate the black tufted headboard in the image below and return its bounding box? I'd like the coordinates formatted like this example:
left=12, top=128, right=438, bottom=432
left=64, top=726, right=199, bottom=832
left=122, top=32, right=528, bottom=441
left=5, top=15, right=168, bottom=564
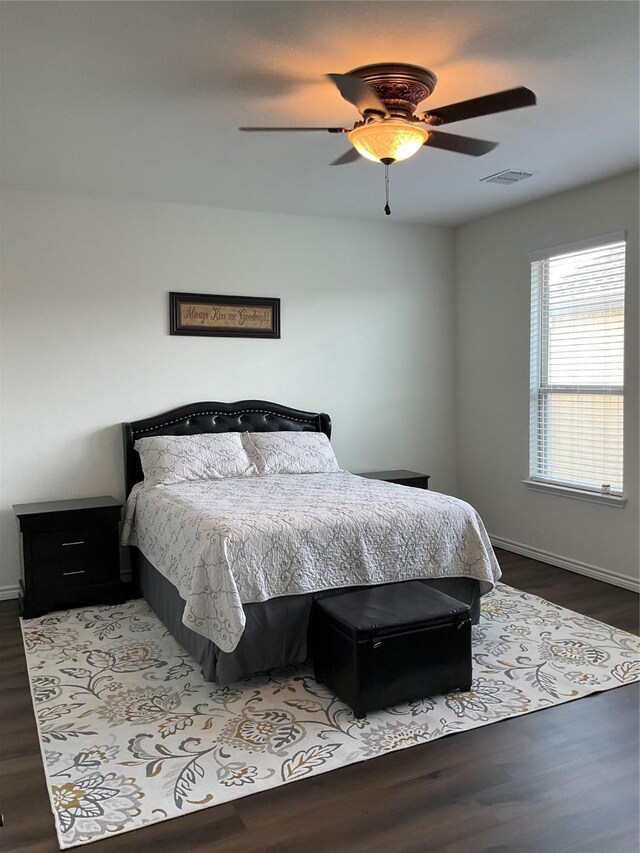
left=122, top=400, right=332, bottom=496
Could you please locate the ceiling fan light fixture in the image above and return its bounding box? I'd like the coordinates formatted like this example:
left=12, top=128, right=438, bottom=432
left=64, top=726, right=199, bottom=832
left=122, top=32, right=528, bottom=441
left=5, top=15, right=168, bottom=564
left=348, top=120, right=430, bottom=164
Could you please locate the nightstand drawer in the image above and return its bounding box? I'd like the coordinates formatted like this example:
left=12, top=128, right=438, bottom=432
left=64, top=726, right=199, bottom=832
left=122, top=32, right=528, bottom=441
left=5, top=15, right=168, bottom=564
left=29, top=527, right=117, bottom=569
left=36, top=554, right=117, bottom=589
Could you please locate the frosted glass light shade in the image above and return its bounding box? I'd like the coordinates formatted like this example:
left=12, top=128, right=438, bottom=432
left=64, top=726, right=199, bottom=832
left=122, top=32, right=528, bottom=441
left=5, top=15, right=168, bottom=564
left=348, top=120, right=430, bottom=163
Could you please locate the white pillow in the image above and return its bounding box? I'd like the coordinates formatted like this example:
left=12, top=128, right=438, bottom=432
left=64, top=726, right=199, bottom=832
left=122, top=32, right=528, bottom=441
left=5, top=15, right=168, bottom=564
left=134, top=433, right=257, bottom=486
left=241, top=431, right=341, bottom=475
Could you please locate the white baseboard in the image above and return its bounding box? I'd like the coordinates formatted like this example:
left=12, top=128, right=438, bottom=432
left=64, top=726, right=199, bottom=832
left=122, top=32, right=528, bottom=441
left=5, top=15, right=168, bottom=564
left=490, top=535, right=640, bottom=594
left=2, top=543, right=637, bottom=599
left=0, top=584, right=20, bottom=601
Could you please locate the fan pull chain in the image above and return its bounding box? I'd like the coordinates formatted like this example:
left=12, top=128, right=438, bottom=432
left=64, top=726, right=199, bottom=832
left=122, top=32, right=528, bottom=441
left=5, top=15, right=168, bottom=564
left=384, top=163, right=391, bottom=216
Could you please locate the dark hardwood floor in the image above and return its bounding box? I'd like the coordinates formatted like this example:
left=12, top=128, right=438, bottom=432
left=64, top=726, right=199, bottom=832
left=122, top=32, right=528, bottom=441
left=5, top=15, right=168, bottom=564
left=1, top=550, right=638, bottom=852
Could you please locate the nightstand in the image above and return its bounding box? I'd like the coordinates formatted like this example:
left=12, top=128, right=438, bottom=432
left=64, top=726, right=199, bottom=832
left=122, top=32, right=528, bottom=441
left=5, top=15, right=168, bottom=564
left=357, top=469, right=431, bottom=490
left=14, top=496, right=124, bottom=618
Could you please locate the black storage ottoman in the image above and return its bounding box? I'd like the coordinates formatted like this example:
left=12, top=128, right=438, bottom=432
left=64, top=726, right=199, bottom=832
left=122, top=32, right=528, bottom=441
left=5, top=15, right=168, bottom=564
left=311, top=582, right=473, bottom=718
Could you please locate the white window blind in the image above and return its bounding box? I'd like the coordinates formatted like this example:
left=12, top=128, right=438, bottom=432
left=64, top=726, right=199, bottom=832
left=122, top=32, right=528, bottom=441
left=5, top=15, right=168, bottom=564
left=529, top=235, right=625, bottom=495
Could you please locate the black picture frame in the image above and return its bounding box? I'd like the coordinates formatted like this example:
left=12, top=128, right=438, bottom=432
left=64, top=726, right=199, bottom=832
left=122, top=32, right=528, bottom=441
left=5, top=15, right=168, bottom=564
left=169, top=292, right=280, bottom=339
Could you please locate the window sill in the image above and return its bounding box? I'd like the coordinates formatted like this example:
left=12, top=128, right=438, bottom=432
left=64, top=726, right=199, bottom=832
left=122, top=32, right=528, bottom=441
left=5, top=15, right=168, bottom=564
left=522, top=479, right=627, bottom=507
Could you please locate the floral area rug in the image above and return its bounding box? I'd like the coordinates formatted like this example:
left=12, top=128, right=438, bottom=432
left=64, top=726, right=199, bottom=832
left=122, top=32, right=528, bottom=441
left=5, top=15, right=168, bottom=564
left=21, top=582, right=639, bottom=849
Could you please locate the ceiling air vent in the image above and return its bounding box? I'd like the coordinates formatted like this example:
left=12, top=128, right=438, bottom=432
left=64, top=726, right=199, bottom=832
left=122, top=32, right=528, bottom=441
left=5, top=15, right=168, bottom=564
left=480, top=169, right=533, bottom=185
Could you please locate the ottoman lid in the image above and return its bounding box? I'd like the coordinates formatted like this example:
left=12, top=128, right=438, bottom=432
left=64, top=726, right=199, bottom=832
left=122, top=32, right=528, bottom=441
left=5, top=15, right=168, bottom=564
left=314, top=582, right=471, bottom=640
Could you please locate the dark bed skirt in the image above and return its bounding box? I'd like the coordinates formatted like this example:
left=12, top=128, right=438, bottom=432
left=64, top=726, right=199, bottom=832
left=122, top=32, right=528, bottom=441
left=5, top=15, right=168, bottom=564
left=139, top=554, right=481, bottom=686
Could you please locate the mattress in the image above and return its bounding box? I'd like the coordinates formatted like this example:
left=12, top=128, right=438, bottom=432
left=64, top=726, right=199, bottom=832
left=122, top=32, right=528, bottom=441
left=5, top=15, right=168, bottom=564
left=122, top=471, right=500, bottom=652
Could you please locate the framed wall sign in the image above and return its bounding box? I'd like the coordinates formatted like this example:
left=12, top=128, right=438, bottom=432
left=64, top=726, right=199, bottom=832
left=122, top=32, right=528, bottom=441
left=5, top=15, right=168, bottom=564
left=169, top=292, right=280, bottom=339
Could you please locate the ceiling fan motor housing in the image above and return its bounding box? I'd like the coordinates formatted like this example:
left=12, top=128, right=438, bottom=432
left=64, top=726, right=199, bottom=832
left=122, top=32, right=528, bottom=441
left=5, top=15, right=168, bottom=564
left=348, top=63, right=438, bottom=118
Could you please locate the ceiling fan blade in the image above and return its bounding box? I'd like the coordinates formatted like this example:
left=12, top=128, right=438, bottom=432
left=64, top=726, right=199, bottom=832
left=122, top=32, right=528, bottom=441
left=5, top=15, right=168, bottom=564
left=423, top=87, right=536, bottom=125
left=239, top=126, right=348, bottom=133
left=330, top=148, right=361, bottom=166
left=425, top=130, right=498, bottom=156
left=327, top=74, right=390, bottom=118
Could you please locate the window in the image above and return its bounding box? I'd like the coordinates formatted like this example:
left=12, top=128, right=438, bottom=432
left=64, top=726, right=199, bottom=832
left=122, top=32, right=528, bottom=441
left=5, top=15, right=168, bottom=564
left=529, top=234, right=626, bottom=497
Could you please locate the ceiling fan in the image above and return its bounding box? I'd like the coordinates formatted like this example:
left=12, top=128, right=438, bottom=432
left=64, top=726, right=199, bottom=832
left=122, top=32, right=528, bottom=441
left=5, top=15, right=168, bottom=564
left=240, top=63, right=536, bottom=214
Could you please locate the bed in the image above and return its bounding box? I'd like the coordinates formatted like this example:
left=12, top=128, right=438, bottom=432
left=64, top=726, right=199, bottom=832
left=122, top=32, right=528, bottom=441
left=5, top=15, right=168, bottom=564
left=122, top=399, right=500, bottom=685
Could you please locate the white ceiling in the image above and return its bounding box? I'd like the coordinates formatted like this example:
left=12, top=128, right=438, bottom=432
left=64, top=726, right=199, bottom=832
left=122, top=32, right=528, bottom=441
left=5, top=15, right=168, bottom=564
left=1, top=1, right=638, bottom=225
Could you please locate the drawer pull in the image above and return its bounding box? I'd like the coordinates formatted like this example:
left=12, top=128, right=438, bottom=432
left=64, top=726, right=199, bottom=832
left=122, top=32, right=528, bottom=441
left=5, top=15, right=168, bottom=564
left=62, top=541, right=85, bottom=547
left=62, top=570, right=86, bottom=577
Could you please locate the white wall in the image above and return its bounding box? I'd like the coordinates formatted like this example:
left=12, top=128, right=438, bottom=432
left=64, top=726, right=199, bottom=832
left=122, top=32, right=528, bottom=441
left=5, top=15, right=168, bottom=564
left=0, top=189, right=457, bottom=593
left=2, top=173, right=637, bottom=597
left=455, top=171, right=639, bottom=588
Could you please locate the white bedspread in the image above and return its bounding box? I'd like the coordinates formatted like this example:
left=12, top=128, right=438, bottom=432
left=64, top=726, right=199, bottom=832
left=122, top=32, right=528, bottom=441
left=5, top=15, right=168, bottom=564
left=122, top=473, right=501, bottom=652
